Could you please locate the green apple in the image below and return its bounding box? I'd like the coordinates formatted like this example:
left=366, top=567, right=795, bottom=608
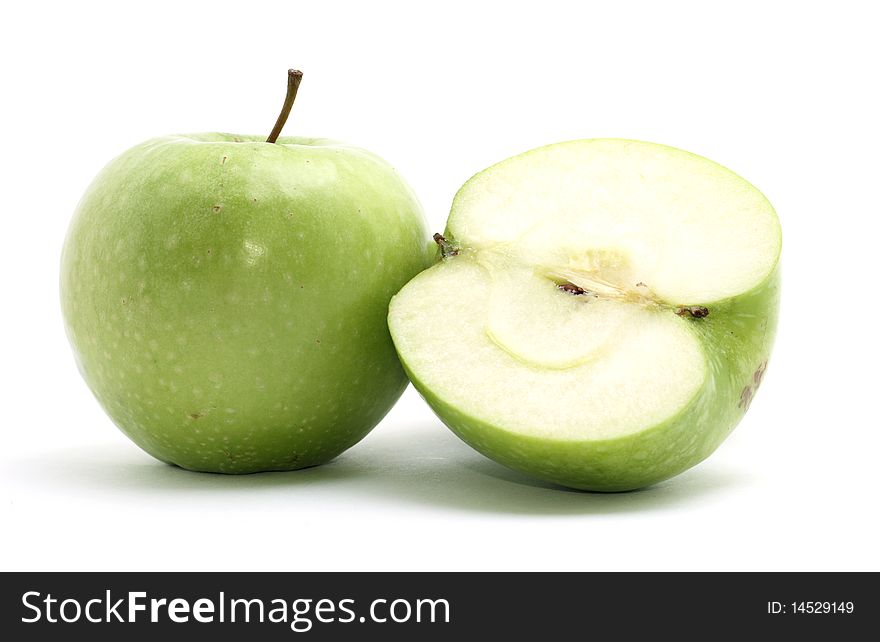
left=61, top=70, right=430, bottom=473
left=389, top=139, right=780, bottom=491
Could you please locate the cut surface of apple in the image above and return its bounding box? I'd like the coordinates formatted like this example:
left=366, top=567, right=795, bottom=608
left=389, top=139, right=781, bottom=491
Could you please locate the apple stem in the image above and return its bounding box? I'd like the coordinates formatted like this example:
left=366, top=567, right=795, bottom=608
left=433, top=233, right=460, bottom=258
left=266, top=69, right=304, bottom=144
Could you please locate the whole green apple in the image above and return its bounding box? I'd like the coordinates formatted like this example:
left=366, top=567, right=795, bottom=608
left=61, top=71, right=430, bottom=473
left=389, top=139, right=781, bottom=491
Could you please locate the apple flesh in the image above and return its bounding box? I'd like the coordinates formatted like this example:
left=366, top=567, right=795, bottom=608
left=389, top=139, right=781, bottom=491
left=61, top=133, right=430, bottom=472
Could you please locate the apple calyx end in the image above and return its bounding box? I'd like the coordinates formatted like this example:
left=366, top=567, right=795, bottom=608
left=675, top=305, right=710, bottom=319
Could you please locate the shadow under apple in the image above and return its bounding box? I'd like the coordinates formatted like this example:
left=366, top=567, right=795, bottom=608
left=14, top=422, right=750, bottom=516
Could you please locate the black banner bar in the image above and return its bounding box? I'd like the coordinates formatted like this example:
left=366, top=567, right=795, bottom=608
left=1, top=572, right=875, bottom=639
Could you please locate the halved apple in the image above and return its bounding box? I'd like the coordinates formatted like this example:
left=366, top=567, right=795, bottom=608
left=389, top=139, right=781, bottom=491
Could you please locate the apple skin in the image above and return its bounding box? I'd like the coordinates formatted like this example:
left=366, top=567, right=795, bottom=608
left=394, top=264, right=780, bottom=492
left=61, top=134, right=430, bottom=473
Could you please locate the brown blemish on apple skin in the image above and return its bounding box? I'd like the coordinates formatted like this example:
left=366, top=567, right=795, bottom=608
left=738, top=387, right=754, bottom=410
left=738, top=360, right=769, bottom=411
left=212, top=204, right=222, bottom=213
left=188, top=411, right=205, bottom=420
left=753, top=360, right=768, bottom=387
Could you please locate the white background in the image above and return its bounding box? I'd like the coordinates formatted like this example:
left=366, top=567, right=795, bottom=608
left=1, top=0, right=878, bottom=571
